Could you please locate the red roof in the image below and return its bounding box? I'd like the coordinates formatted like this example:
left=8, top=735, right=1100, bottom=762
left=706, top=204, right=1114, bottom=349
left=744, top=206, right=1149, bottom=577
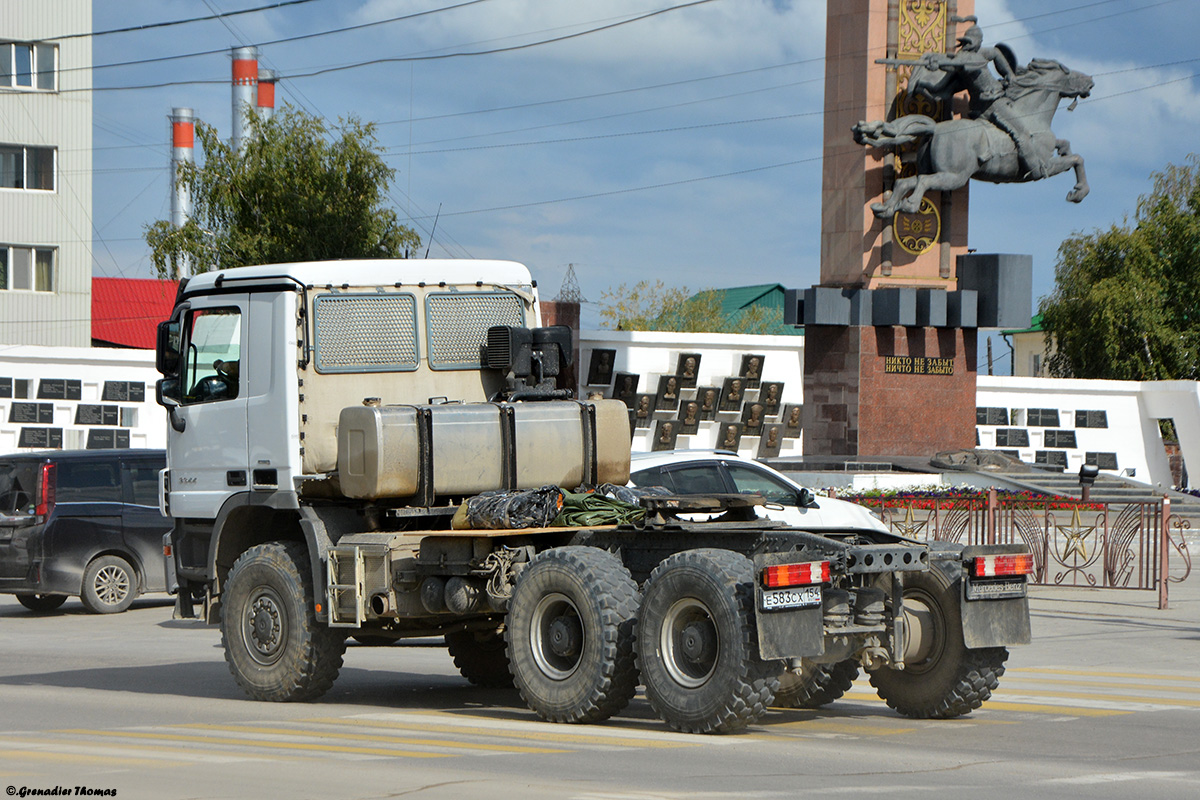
left=91, top=277, right=180, bottom=349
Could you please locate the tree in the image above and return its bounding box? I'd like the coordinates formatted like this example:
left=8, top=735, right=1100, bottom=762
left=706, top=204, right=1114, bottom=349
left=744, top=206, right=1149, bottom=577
left=1040, top=155, right=1200, bottom=380
left=600, top=281, right=784, bottom=333
left=145, top=106, right=420, bottom=277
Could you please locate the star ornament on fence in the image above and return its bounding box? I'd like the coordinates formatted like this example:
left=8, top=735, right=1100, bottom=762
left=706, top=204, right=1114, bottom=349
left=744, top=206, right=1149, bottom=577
left=893, top=505, right=929, bottom=539
left=1055, top=507, right=1097, bottom=564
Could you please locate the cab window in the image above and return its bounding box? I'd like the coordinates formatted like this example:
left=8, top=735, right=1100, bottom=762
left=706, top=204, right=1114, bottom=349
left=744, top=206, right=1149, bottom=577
left=182, top=308, right=241, bottom=404
left=724, top=463, right=799, bottom=505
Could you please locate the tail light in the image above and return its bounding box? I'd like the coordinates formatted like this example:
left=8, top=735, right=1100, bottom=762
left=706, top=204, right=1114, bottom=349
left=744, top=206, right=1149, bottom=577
left=971, top=553, right=1034, bottom=577
left=761, top=560, right=830, bottom=588
left=36, top=462, right=56, bottom=517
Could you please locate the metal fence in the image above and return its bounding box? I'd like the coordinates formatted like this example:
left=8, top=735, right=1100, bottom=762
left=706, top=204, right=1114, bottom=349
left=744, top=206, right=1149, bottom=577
left=851, top=490, right=1193, bottom=609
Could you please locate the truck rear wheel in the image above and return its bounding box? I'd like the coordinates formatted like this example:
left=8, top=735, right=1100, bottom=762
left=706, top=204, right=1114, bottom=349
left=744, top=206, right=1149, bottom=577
left=775, top=660, right=860, bottom=709
left=637, top=549, right=780, bottom=734
left=221, top=541, right=347, bottom=702
left=506, top=546, right=640, bottom=724
left=868, top=569, right=1008, bottom=719
left=446, top=629, right=513, bottom=688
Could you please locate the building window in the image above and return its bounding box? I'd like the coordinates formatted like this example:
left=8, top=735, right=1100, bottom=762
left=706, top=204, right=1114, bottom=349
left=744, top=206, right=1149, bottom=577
left=0, top=246, right=55, bottom=292
left=1, top=42, right=56, bottom=91
left=0, top=144, right=56, bottom=191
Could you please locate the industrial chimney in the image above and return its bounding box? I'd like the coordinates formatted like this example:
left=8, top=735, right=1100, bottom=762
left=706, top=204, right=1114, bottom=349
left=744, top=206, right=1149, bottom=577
left=231, top=46, right=258, bottom=151
left=257, top=67, right=276, bottom=123
left=170, top=107, right=195, bottom=278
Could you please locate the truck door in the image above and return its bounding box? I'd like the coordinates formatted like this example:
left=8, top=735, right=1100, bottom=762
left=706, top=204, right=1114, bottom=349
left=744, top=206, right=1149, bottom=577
left=168, top=298, right=250, bottom=520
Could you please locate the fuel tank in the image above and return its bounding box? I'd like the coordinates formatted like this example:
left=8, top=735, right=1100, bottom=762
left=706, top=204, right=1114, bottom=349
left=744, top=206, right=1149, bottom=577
left=337, top=399, right=631, bottom=500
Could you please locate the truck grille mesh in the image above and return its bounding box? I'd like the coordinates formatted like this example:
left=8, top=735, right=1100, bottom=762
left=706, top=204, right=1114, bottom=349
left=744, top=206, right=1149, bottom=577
left=426, top=292, right=524, bottom=369
left=313, top=294, right=419, bottom=372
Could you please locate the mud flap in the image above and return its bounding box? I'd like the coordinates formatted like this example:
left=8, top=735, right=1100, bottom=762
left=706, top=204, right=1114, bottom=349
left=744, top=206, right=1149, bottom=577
left=959, top=545, right=1032, bottom=648
left=753, top=552, right=825, bottom=660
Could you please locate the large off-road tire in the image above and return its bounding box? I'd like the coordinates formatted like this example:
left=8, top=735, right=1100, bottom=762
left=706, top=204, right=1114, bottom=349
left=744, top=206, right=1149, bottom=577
left=868, top=569, right=1008, bottom=719
left=775, top=660, right=860, bottom=709
left=221, top=541, right=347, bottom=702
left=506, top=546, right=640, bottom=724
left=446, top=629, right=514, bottom=688
left=16, top=593, right=67, bottom=613
left=637, top=548, right=781, bottom=734
left=80, top=555, right=136, bottom=614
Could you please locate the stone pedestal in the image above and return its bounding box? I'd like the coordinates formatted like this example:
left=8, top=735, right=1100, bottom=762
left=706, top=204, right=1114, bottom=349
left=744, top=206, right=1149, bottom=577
left=803, top=324, right=977, bottom=458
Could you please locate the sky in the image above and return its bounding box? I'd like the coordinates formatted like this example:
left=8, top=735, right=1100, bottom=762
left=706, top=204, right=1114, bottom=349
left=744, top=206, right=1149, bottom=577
left=86, top=0, right=1200, bottom=354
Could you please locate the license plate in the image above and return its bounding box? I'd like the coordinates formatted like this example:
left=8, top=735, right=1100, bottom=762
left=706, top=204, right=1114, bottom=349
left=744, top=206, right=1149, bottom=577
left=761, top=585, right=821, bottom=611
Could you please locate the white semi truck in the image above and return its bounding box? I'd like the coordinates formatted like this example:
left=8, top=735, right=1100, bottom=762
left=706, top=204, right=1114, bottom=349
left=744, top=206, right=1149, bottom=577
left=154, top=259, right=1032, bottom=733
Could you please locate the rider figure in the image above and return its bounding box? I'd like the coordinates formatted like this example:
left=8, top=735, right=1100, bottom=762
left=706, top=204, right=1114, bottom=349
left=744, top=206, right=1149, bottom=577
left=924, top=19, right=1046, bottom=180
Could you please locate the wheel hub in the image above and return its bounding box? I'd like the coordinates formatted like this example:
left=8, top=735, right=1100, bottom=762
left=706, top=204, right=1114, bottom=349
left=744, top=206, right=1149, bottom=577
left=661, top=597, right=719, bottom=688
left=94, top=565, right=129, bottom=605
left=678, top=620, right=717, bottom=665
left=245, top=593, right=284, bottom=665
left=548, top=615, right=582, bottom=659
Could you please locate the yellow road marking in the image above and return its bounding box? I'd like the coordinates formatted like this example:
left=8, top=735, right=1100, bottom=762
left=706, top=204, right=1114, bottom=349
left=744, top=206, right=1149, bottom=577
left=183, top=723, right=566, bottom=754
left=54, top=729, right=452, bottom=759
left=754, top=720, right=916, bottom=736
left=301, top=717, right=698, bottom=750
left=978, top=701, right=1130, bottom=716
left=1003, top=675, right=1200, bottom=694
left=1011, top=668, right=1200, bottom=684
left=993, top=688, right=1200, bottom=708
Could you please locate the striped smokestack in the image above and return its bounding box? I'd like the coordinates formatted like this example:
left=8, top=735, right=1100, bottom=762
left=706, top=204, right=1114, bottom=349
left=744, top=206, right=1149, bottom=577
left=170, top=107, right=195, bottom=278
left=231, top=46, right=258, bottom=151
left=257, top=67, right=277, bottom=123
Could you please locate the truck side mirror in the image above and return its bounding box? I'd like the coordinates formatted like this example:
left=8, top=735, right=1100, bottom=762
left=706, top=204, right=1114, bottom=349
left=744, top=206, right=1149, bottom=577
left=157, top=378, right=186, bottom=432
left=156, top=320, right=181, bottom=376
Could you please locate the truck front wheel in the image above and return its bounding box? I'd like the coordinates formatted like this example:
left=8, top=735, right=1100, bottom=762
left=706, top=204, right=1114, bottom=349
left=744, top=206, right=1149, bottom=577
left=221, top=541, right=347, bottom=702
left=867, top=569, right=1008, bottom=719
left=637, top=549, right=781, bottom=734
left=506, top=547, right=640, bottom=724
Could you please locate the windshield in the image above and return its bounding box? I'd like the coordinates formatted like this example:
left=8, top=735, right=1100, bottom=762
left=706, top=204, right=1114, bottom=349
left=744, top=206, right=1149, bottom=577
left=0, top=461, right=39, bottom=515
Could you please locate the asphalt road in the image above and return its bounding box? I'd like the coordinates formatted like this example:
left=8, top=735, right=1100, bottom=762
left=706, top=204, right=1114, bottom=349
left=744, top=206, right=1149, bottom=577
left=1, top=580, right=1199, bottom=800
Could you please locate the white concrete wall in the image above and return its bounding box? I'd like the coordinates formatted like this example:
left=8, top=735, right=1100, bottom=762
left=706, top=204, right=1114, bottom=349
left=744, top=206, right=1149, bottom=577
left=580, top=330, right=804, bottom=458
left=0, top=345, right=165, bottom=453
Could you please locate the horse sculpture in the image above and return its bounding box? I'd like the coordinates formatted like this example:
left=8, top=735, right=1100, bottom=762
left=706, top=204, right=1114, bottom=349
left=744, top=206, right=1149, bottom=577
left=853, top=59, right=1093, bottom=219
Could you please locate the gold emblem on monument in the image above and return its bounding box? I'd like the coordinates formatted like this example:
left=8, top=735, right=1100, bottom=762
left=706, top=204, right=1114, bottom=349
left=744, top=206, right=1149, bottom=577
left=893, top=196, right=940, bottom=254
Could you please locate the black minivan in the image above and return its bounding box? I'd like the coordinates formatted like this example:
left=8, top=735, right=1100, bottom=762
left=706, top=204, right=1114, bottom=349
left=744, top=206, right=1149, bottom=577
left=0, top=449, right=169, bottom=613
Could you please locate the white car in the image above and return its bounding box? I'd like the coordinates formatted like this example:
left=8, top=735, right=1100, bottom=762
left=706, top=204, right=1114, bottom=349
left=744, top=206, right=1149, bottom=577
left=628, top=450, right=889, bottom=535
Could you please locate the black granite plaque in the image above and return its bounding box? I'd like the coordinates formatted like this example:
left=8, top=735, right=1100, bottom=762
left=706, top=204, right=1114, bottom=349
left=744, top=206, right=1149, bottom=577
left=719, top=377, right=746, bottom=412
left=738, top=354, right=765, bottom=388
left=75, top=404, right=120, bottom=426
left=741, top=402, right=767, bottom=433
left=995, top=428, right=1030, bottom=447
left=695, top=386, right=721, bottom=420
left=715, top=421, right=744, bottom=451
left=675, top=353, right=702, bottom=388
left=87, top=429, right=131, bottom=449
left=1027, top=408, right=1060, bottom=427
left=18, top=427, right=63, bottom=449
left=1044, top=430, right=1078, bottom=448
left=676, top=400, right=702, bottom=435
left=586, top=349, right=616, bottom=386
left=1034, top=450, right=1068, bottom=468
left=9, top=402, right=53, bottom=424
left=0, top=377, right=11, bottom=398
left=37, top=379, right=81, bottom=401
left=758, top=381, right=784, bottom=415
left=632, top=394, right=655, bottom=428
left=757, top=424, right=784, bottom=458
left=655, top=375, right=682, bottom=411
left=1085, top=452, right=1119, bottom=470
left=781, top=404, right=803, bottom=437
left=611, top=372, right=639, bottom=406
left=1075, top=410, right=1108, bottom=428
left=976, top=407, right=1009, bottom=425
left=652, top=419, right=680, bottom=451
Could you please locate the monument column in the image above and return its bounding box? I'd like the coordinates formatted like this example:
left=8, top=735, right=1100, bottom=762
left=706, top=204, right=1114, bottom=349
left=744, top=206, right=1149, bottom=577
left=820, top=0, right=973, bottom=290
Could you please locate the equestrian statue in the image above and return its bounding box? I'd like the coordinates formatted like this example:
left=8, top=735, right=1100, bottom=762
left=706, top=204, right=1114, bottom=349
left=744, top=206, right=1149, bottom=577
left=853, top=17, right=1093, bottom=220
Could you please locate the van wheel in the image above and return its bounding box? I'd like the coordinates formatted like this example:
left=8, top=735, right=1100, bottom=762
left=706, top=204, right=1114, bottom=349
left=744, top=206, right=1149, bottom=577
left=17, top=594, right=67, bottom=613
left=81, top=555, right=136, bottom=614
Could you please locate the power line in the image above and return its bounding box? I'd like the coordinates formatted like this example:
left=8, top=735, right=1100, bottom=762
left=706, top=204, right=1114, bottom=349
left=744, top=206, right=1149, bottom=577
left=51, top=0, right=327, bottom=40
